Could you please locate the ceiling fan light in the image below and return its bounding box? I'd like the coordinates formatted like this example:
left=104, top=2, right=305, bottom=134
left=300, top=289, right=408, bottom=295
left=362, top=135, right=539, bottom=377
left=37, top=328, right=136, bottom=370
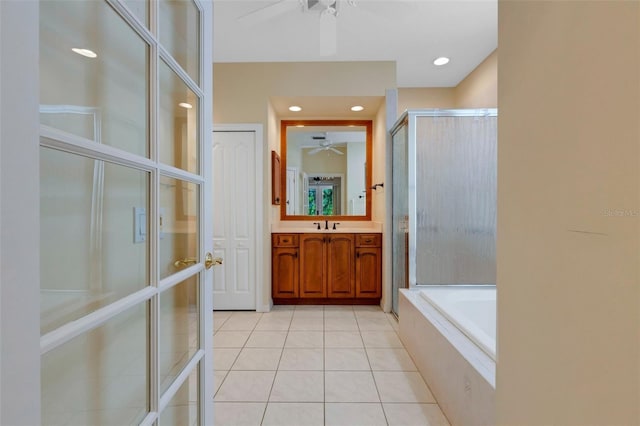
left=289, top=105, right=302, bottom=112
left=433, top=56, right=450, bottom=66
left=350, top=105, right=364, bottom=112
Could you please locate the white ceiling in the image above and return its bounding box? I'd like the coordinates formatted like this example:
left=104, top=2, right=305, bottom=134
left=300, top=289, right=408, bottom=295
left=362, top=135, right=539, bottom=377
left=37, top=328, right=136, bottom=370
left=212, top=0, right=497, bottom=88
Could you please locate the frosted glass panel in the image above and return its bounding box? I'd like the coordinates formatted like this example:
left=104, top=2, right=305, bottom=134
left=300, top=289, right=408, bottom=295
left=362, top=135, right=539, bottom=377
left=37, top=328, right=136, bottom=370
left=40, top=146, right=149, bottom=335
left=415, top=115, right=497, bottom=285
left=391, top=123, right=409, bottom=315
left=40, top=0, right=149, bottom=157
left=41, top=303, right=148, bottom=425
left=160, top=277, right=199, bottom=394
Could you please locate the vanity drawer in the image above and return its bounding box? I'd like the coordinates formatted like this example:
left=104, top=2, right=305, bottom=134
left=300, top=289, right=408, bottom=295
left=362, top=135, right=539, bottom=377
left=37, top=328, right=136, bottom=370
left=356, top=234, right=381, bottom=247
left=273, top=233, right=299, bottom=247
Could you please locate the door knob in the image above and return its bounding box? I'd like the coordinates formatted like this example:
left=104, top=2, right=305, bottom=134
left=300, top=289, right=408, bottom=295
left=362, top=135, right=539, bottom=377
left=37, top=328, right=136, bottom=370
left=174, top=257, right=197, bottom=268
left=205, top=252, right=223, bottom=270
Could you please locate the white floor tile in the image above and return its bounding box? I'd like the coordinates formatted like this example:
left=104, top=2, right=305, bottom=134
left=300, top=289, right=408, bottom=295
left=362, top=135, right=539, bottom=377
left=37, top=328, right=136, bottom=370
left=324, top=305, right=355, bottom=312
left=366, top=348, right=418, bottom=371
left=245, top=331, right=288, bottom=348
left=325, top=403, right=388, bottom=426
left=214, top=331, right=251, bottom=348
left=262, top=403, right=324, bottom=426
left=213, top=348, right=241, bottom=370
left=325, top=331, right=364, bottom=348
left=231, top=348, right=282, bottom=371
left=325, top=371, right=380, bottom=403
left=219, top=312, right=262, bottom=331
left=325, top=316, right=359, bottom=331
left=214, top=371, right=275, bottom=402
left=289, top=317, right=324, bottom=331
left=213, top=402, right=265, bottom=426
left=324, top=310, right=356, bottom=319
left=279, top=348, right=324, bottom=370
left=383, top=403, right=451, bottom=426
left=357, top=317, right=395, bottom=331
left=254, top=317, right=292, bottom=331
left=325, top=348, right=370, bottom=371
left=373, top=371, right=436, bottom=403
left=361, top=331, right=404, bottom=348
left=285, top=331, right=324, bottom=348
left=269, top=371, right=324, bottom=402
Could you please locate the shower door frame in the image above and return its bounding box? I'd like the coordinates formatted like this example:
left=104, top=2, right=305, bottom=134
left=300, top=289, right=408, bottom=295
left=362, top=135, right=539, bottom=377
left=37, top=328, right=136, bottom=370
left=389, top=109, right=498, bottom=316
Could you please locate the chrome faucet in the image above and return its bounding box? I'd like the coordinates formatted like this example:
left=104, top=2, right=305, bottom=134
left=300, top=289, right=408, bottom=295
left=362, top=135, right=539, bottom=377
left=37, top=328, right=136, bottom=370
left=324, top=220, right=329, bottom=230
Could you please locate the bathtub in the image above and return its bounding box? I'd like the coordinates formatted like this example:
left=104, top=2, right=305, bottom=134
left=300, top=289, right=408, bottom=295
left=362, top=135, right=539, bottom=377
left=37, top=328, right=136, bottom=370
left=419, top=285, right=496, bottom=361
left=399, top=286, right=496, bottom=426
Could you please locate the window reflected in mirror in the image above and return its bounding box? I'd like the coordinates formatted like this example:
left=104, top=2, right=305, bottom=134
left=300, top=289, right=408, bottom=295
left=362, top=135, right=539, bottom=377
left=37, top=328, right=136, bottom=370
left=281, top=120, right=372, bottom=220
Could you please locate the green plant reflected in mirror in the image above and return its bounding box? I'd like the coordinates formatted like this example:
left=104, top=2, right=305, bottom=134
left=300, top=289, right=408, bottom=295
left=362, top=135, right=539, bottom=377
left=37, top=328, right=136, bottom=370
left=281, top=120, right=372, bottom=221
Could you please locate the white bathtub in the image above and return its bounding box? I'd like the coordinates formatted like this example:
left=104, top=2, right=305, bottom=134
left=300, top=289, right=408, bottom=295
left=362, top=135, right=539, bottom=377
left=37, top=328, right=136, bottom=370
left=419, top=285, right=496, bottom=361
left=399, top=286, right=496, bottom=425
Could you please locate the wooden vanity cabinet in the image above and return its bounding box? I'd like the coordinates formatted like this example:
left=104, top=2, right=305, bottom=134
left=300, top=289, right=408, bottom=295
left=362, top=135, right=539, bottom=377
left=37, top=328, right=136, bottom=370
left=355, top=234, right=382, bottom=298
left=272, top=234, right=299, bottom=298
left=272, top=232, right=380, bottom=304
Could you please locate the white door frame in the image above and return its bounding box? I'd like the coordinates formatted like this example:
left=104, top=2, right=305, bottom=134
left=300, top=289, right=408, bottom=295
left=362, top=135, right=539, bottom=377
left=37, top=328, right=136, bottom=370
left=1, top=2, right=41, bottom=423
left=213, top=124, right=265, bottom=312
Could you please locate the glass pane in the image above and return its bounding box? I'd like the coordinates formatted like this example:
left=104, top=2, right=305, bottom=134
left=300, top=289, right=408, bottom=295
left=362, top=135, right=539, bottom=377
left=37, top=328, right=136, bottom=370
left=160, top=366, right=200, bottom=426
left=159, top=0, right=200, bottom=83
left=159, top=60, right=199, bottom=174
left=160, top=176, right=199, bottom=279
left=415, top=115, right=497, bottom=285
left=123, top=0, right=148, bottom=27
left=40, top=0, right=149, bottom=157
left=160, top=277, right=199, bottom=393
left=40, top=147, right=149, bottom=335
left=391, top=123, right=408, bottom=316
left=42, top=303, right=148, bottom=425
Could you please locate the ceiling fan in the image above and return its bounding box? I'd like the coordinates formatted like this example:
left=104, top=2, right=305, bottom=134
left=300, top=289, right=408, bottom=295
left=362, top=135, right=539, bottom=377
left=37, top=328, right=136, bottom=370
left=304, top=135, right=345, bottom=155
left=237, top=0, right=356, bottom=56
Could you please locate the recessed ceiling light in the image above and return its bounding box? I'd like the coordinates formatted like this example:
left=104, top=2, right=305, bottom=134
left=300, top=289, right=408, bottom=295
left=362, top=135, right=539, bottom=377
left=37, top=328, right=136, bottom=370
left=179, top=102, right=193, bottom=109
left=72, top=48, right=97, bottom=58
left=289, top=106, right=302, bottom=112
left=433, top=57, right=450, bottom=66
left=350, top=105, right=364, bottom=112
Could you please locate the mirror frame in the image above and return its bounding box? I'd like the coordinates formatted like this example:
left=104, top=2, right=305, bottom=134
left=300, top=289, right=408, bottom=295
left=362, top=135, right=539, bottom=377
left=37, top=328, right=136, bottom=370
left=280, top=119, right=373, bottom=221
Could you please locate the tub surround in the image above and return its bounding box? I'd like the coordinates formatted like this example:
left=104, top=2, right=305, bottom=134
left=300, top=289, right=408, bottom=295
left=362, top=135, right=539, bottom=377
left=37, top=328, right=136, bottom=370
left=399, top=288, right=495, bottom=426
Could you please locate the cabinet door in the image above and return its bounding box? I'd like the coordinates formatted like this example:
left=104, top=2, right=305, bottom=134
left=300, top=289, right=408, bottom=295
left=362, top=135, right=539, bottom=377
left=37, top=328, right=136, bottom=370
left=356, top=247, right=381, bottom=298
left=327, top=234, right=355, bottom=298
left=272, top=248, right=299, bottom=298
left=299, top=234, right=326, bottom=298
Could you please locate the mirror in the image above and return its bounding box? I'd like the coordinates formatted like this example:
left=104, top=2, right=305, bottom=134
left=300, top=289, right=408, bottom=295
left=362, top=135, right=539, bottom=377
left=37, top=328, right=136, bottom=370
left=281, top=119, right=372, bottom=220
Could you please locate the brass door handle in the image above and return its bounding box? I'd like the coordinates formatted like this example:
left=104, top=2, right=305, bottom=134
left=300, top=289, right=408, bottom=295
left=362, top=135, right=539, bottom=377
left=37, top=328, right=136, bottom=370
left=205, top=252, right=223, bottom=270
left=174, top=257, right=197, bottom=268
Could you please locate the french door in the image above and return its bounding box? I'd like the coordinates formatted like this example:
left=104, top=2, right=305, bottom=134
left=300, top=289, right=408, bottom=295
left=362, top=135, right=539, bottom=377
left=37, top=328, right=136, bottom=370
left=38, top=1, right=213, bottom=425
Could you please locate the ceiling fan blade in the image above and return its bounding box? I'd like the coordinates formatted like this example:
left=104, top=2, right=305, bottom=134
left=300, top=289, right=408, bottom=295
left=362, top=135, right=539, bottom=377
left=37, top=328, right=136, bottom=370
left=329, top=147, right=344, bottom=155
left=308, top=147, right=323, bottom=154
left=237, top=0, right=299, bottom=26
left=319, top=9, right=337, bottom=56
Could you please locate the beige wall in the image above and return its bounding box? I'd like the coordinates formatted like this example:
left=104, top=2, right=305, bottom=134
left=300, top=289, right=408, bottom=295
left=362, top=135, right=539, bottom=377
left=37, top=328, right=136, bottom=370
left=497, top=2, right=639, bottom=425
left=213, top=61, right=395, bottom=124
left=455, top=50, right=497, bottom=108
left=396, top=49, right=497, bottom=117
left=397, top=88, right=456, bottom=115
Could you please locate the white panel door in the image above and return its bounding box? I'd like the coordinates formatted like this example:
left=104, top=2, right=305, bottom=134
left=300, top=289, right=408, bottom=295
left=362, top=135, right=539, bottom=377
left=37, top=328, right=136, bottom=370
left=212, top=130, right=260, bottom=310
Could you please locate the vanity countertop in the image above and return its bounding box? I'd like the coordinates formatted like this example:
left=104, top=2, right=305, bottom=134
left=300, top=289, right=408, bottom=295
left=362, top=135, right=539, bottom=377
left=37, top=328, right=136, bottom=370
left=271, top=221, right=382, bottom=234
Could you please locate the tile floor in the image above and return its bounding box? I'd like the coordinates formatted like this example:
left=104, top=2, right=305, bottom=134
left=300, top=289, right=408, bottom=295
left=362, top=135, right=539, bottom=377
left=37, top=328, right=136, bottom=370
left=213, top=305, right=450, bottom=426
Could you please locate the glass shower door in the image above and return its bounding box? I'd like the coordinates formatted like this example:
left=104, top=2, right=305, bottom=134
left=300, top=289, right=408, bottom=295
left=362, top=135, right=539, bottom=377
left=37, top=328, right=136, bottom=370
left=391, top=120, right=409, bottom=316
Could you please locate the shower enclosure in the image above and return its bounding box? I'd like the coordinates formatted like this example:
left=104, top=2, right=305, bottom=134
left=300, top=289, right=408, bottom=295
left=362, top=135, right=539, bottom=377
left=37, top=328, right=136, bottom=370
left=390, top=109, right=498, bottom=316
